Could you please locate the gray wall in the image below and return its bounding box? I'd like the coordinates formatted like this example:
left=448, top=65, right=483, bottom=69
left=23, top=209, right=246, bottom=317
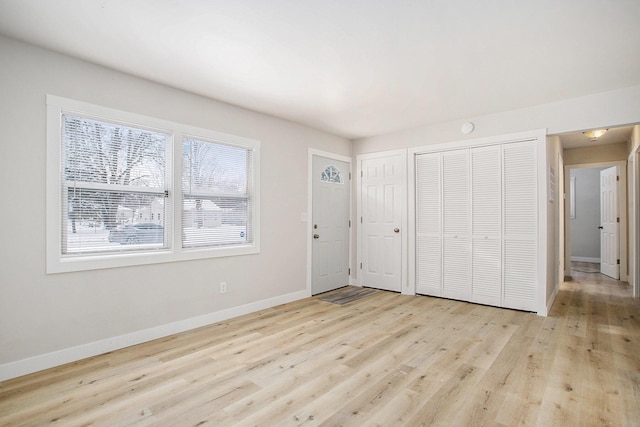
left=0, top=36, right=350, bottom=378
left=570, top=167, right=606, bottom=260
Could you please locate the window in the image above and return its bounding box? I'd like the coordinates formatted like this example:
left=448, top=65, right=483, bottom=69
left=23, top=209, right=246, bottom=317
left=182, top=137, right=255, bottom=248
left=320, top=165, right=343, bottom=183
left=47, top=95, right=260, bottom=273
left=61, top=113, right=171, bottom=255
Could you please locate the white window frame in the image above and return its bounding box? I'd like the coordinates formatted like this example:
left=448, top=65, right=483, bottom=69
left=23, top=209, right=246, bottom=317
left=47, top=95, right=260, bottom=273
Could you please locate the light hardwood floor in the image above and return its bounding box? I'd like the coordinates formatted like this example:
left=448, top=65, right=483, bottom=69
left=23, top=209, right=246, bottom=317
left=1, top=266, right=639, bottom=426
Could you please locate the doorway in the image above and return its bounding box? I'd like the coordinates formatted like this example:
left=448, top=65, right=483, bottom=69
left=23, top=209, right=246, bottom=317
left=356, top=149, right=407, bottom=293
left=565, top=161, right=628, bottom=282
left=310, top=152, right=351, bottom=295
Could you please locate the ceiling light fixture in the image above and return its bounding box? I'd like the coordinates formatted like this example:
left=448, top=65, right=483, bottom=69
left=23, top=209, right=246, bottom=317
left=582, top=129, right=608, bottom=140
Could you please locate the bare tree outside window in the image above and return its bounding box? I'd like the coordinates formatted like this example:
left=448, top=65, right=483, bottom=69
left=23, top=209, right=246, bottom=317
left=62, top=114, right=168, bottom=253
left=182, top=137, right=252, bottom=248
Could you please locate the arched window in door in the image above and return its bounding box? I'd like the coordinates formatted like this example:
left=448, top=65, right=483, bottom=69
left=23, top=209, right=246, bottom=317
left=320, top=165, right=343, bottom=184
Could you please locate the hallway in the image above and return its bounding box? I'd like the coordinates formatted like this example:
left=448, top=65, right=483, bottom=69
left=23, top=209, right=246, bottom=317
left=565, top=261, right=633, bottom=298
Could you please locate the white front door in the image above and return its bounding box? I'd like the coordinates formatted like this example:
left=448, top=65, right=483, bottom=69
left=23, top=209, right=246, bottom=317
left=360, top=152, right=405, bottom=292
left=600, top=166, right=619, bottom=279
left=312, top=156, right=350, bottom=295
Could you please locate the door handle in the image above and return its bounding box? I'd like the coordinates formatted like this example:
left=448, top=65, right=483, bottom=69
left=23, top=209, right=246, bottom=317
left=394, top=228, right=400, bottom=233
left=598, top=226, right=603, bottom=229
left=313, top=234, right=320, bottom=239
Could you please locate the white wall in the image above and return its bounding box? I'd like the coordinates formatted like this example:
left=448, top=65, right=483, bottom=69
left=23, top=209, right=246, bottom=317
left=546, top=136, right=562, bottom=313
left=352, top=84, right=640, bottom=309
left=0, top=36, right=350, bottom=380
left=628, top=126, right=640, bottom=296
left=570, top=167, right=606, bottom=261
left=353, top=85, right=640, bottom=156
left=564, top=142, right=629, bottom=165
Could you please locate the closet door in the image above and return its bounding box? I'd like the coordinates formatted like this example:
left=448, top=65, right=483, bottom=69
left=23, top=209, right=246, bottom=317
left=502, top=141, right=537, bottom=311
left=442, top=149, right=471, bottom=301
left=471, top=145, right=502, bottom=306
left=415, top=153, right=442, bottom=296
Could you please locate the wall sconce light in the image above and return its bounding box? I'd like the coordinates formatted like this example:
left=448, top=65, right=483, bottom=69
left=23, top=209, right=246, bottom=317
left=582, top=129, right=608, bottom=140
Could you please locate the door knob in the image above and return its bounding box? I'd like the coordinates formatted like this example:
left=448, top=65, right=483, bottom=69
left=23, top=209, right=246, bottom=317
left=598, top=226, right=603, bottom=229
left=394, top=228, right=400, bottom=233
left=313, top=234, right=320, bottom=239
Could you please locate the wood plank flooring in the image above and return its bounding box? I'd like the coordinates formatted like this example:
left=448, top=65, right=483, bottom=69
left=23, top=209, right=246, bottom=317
left=1, top=266, right=639, bottom=426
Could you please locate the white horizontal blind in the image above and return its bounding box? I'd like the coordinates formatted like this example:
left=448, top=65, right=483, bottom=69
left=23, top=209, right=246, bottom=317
left=182, top=137, right=254, bottom=249
left=61, top=113, right=170, bottom=255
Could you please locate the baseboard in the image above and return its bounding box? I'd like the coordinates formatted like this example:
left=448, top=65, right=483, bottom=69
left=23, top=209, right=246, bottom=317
left=0, top=289, right=309, bottom=382
left=571, top=256, right=601, bottom=263
left=543, top=283, right=560, bottom=317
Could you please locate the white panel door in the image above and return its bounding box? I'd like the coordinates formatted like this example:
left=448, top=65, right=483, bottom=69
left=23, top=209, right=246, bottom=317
left=600, top=166, right=619, bottom=279
left=312, top=156, right=350, bottom=295
left=502, top=141, right=537, bottom=311
left=442, top=149, right=471, bottom=301
left=416, top=153, right=442, bottom=296
left=361, top=154, right=404, bottom=292
left=471, top=145, right=502, bottom=306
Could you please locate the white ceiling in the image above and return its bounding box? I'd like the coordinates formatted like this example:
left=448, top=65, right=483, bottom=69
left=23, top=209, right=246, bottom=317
left=1, top=0, right=639, bottom=140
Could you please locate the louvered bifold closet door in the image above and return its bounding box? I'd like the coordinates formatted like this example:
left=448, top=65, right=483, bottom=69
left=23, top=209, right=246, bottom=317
left=502, top=141, right=537, bottom=311
left=415, top=153, right=442, bottom=296
left=471, top=145, right=502, bottom=306
left=442, top=149, right=471, bottom=301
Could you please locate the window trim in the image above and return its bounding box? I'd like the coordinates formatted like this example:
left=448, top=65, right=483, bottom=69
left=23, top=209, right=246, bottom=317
left=46, top=95, right=260, bottom=274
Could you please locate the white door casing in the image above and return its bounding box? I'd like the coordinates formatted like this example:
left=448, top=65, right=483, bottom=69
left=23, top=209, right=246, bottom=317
left=311, top=155, right=350, bottom=295
left=358, top=151, right=406, bottom=292
left=600, top=166, right=619, bottom=279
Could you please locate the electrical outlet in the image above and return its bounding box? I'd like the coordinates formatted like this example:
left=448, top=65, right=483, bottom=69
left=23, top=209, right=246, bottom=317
left=220, top=282, right=227, bottom=293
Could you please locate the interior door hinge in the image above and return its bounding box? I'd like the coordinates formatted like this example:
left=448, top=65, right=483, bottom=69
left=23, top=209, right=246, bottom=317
left=349, top=220, right=351, bottom=227
left=348, top=268, right=351, bottom=275
left=360, top=262, right=362, bottom=269
left=617, top=175, right=620, bottom=181
left=349, top=172, right=351, bottom=180
left=361, top=171, right=363, bottom=177
left=617, top=217, right=620, bottom=223
left=164, top=190, right=169, bottom=198
left=360, top=217, right=363, bottom=223
left=617, top=259, right=620, bottom=265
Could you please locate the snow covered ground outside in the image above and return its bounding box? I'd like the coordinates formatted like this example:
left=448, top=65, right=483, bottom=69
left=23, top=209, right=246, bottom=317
left=64, top=223, right=247, bottom=253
